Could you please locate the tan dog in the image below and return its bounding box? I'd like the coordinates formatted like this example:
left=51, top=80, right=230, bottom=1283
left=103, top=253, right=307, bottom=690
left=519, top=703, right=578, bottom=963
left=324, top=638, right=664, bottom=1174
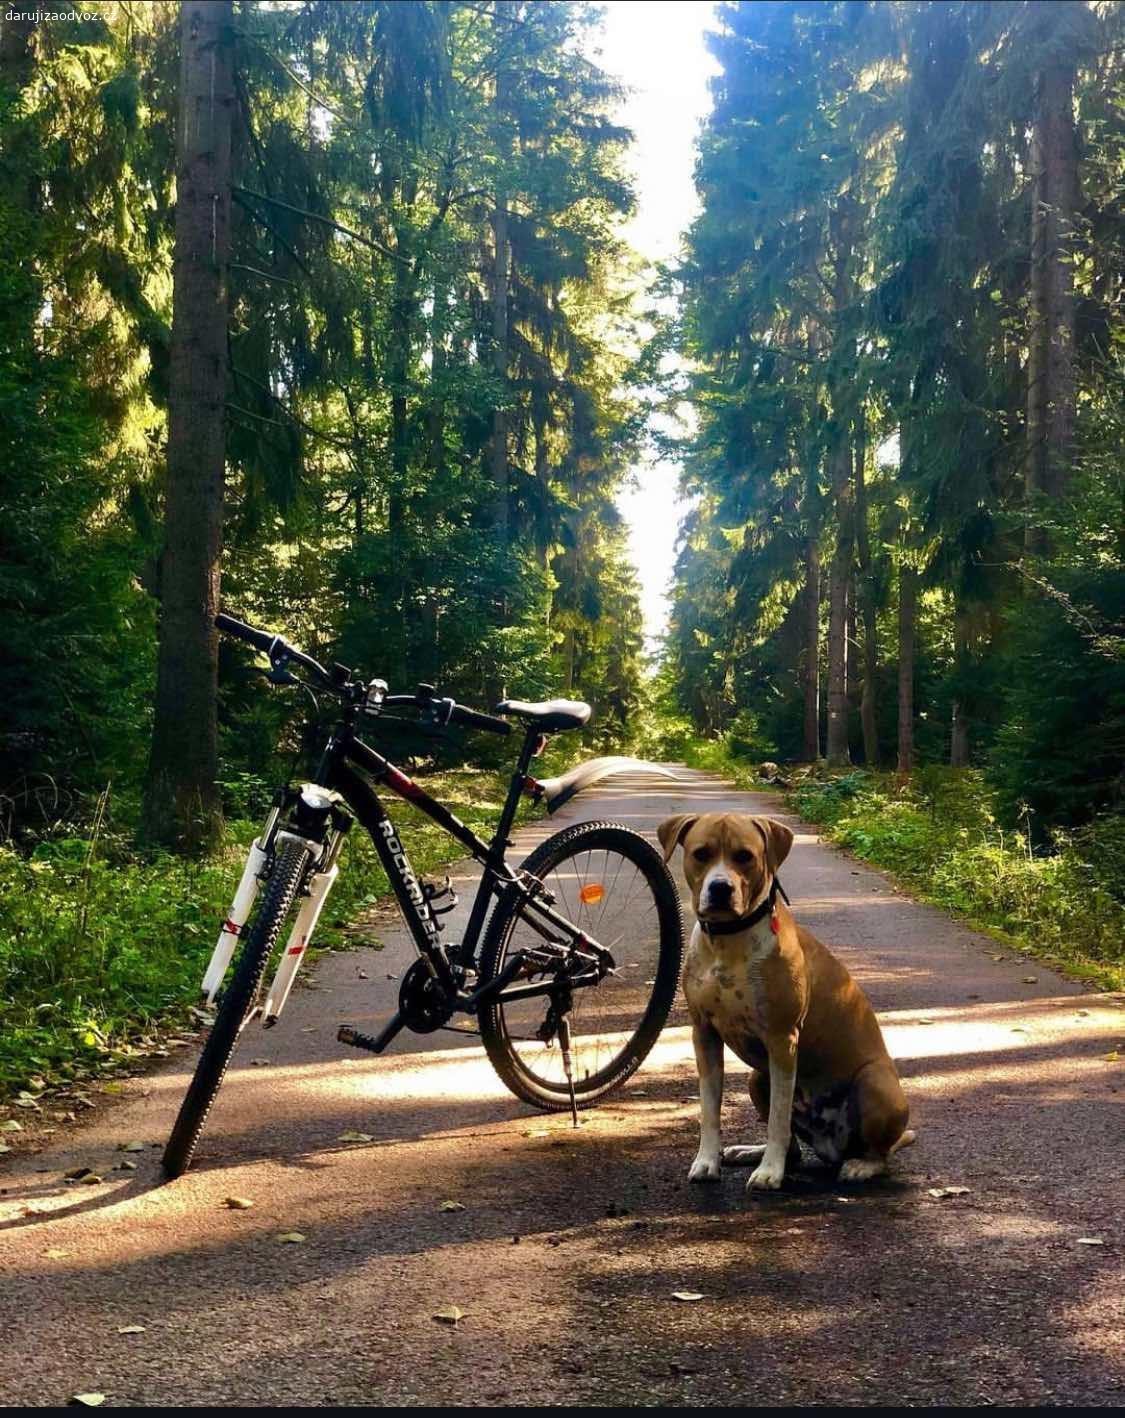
left=658, top=812, right=914, bottom=1190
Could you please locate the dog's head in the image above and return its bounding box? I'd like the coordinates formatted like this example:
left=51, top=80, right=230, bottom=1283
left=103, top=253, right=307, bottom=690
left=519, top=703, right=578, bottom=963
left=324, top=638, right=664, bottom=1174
left=657, top=812, right=794, bottom=924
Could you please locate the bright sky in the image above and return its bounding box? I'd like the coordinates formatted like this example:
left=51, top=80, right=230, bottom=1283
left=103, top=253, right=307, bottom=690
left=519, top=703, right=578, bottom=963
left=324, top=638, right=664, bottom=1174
left=590, top=1, right=721, bottom=648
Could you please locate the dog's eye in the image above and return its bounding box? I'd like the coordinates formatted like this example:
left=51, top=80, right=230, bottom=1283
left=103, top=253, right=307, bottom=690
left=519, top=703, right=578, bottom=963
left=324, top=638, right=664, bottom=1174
left=692, top=846, right=711, bottom=862
left=732, top=849, right=754, bottom=865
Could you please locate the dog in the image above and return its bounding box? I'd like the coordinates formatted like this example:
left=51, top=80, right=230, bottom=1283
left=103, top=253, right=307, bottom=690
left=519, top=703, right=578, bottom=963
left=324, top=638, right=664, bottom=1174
left=658, top=811, right=914, bottom=1191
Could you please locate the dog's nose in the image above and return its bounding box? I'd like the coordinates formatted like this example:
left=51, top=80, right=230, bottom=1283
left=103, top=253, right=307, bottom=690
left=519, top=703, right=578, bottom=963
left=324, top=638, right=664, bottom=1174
left=706, top=878, right=734, bottom=907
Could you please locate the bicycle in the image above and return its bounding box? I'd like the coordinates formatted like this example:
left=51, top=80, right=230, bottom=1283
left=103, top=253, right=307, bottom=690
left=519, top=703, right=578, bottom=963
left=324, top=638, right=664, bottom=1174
left=162, top=613, right=685, bottom=1178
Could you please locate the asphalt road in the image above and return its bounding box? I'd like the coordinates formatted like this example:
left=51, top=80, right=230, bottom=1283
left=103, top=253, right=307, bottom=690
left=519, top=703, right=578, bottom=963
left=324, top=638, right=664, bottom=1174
left=2, top=768, right=1123, bottom=1406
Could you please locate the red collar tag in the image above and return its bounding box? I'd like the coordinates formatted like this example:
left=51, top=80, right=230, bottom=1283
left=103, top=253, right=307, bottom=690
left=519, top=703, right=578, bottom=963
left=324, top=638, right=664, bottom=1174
left=770, top=912, right=780, bottom=935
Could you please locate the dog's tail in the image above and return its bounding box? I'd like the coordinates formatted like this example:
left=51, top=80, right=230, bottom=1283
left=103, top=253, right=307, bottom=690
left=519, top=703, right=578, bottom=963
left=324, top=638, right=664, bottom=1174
left=889, top=1128, right=917, bottom=1156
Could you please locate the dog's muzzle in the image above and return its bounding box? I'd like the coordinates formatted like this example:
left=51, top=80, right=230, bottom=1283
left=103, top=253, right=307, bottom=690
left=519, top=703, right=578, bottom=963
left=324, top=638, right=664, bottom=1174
left=703, top=876, right=736, bottom=912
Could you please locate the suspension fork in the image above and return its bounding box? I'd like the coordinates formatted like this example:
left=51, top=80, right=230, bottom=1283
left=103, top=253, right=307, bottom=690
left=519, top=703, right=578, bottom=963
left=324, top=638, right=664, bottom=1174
left=200, top=802, right=281, bottom=1002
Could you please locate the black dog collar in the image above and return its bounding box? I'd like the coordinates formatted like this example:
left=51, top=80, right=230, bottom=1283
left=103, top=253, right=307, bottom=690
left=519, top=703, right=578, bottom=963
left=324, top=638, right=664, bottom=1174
left=699, top=877, right=790, bottom=938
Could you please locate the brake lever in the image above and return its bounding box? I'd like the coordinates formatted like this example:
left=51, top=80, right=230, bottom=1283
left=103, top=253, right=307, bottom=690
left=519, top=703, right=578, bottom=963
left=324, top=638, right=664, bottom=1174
left=258, top=663, right=300, bottom=688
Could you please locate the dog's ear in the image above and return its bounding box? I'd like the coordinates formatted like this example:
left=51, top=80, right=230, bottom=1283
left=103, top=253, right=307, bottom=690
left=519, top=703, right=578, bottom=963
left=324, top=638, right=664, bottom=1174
left=657, top=814, right=699, bottom=863
left=755, top=817, right=794, bottom=873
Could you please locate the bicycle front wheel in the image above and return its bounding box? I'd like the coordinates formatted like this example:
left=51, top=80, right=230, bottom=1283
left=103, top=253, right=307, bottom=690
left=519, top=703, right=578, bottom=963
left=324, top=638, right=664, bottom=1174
left=162, top=837, right=310, bottom=1179
left=478, top=820, right=683, bottom=1111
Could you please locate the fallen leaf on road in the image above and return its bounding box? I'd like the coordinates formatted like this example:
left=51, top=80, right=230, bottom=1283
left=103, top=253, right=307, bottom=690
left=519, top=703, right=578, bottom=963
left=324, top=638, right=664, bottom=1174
left=117, top=1325, right=146, bottom=1335
left=117, top=1142, right=145, bottom=1153
left=45, top=1248, right=70, bottom=1259
left=523, top=1128, right=550, bottom=1138
left=1103, top=1051, right=1120, bottom=1062
left=275, top=1232, right=306, bottom=1243
left=1076, top=1237, right=1104, bottom=1246
left=70, top=1394, right=105, bottom=1407
left=337, top=1130, right=374, bottom=1143
left=64, top=1166, right=94, bottom=1181
left=0, top=1142, right=11, bottom=1153
left=1022, top=976, right=1038, bottom=984
left=225, top=1196, right=254, bottom=1210
left=80, top=1174, right=103, bottom=1185
left=439, top=1200, right=465, bottom=1212
left=916, top=1019, right=935, bottom=1026
left=1, top=1119, right=23, bottom=1132
left=250, top=1058, right=270, bottom=1067
left=672, top=1292, right=704, bottom=1302
left=927, top=1186, right=971, bottom=1199
left=433, top=1306, right=464, bottom=1325
left=117, top=1161, right=137, bottom=1172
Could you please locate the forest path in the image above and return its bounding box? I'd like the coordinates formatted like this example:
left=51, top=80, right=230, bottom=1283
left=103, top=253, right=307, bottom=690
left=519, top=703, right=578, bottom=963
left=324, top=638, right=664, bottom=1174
left=2, top=769, right=1123, bottom=1406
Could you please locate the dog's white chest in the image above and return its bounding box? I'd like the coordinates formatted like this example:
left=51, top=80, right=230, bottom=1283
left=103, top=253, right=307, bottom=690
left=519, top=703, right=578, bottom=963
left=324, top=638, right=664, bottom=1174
left=683, top=926, right=775, bottom=1056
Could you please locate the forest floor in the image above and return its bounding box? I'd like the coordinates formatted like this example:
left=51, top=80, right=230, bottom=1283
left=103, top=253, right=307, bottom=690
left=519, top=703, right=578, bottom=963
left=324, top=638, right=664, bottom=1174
left=1, top=768, right=1123, bottom=1406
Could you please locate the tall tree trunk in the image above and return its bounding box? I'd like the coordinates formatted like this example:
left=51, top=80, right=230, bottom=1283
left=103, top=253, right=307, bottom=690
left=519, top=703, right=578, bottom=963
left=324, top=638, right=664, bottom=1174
left=802, top=538, right=820, bottom=761
left=896, top=566, right=915, bottom=776
left=489, top=1, right=513, bottom=540
left=1025, top=40, right=1079, bottom=556
left=826, top=196, right=854, bottom=767
left=950, top=601, right=972, bottom=768
left=387, top=222, right=413, bottom=541
left=0, top=9, right=35, bottom=89
left=853, top=422, right=880, bottom=766
left=826, top=436, right=853, bottom=767
left=827, top=535, right=852, bottom=766
left=141, top=0, right=233, bottom=853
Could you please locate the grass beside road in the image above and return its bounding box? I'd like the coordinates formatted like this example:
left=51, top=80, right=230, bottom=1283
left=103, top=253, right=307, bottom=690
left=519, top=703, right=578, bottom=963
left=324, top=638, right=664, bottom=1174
left=0, top=764, right=547, bottom=1104
left=788, top=768, right=1125, bottom=991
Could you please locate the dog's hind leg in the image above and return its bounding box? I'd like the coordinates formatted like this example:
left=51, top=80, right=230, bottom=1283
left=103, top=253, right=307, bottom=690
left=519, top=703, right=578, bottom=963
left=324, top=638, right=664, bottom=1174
left=838, top=1064, right=912, bottom=1183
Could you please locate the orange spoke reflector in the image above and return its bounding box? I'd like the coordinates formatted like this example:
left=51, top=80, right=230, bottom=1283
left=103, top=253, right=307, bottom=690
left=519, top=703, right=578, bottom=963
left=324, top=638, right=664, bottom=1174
left=579, top=883, right=606, bottom=905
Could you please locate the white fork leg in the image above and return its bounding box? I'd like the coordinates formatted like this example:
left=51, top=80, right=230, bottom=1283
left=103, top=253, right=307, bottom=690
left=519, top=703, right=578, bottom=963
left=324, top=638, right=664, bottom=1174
left=262, top=864, right=339, bottom=1023
left=201, top=839, right=267, bottom=1002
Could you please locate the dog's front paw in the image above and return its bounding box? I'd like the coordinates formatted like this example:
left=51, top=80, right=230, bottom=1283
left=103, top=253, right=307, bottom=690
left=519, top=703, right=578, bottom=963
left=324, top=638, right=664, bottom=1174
left=688, top=1152, right=722, bottom=1183
left=746, top=1155, right=786, bottom=1191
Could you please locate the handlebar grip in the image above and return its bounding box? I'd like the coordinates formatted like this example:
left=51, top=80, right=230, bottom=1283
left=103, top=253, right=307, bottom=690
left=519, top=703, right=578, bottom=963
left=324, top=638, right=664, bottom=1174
left=450, top=704, right=512, bottom=736
left=215, top=613, right=277, bottom=654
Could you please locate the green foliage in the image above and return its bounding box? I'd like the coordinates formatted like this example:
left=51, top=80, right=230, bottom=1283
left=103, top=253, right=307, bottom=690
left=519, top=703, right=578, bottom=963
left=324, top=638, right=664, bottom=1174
left=661, top=0, right=1125, bottom=852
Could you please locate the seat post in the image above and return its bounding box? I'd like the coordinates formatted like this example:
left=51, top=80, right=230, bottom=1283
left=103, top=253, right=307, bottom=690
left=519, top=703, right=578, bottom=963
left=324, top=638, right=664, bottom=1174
left=493, top=726, right=540, bottom=853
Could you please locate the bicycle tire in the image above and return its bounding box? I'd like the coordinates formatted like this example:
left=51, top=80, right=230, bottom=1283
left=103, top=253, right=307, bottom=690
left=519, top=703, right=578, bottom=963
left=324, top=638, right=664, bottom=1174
left=162, top=837, right=310, bottom=1179
left=477, top=820, right=683, bottom=1111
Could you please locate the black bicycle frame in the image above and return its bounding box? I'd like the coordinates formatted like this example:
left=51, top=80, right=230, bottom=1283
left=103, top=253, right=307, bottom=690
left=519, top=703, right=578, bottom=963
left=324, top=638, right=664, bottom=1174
left=315, top=714, right=603, bottom=1010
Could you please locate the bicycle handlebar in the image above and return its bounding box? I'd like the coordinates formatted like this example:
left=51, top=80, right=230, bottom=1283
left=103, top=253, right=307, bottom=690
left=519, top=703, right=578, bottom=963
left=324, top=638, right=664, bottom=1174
left=215, top=614, right=512, bottom=736
left=216, top=613, right=332, bottom=686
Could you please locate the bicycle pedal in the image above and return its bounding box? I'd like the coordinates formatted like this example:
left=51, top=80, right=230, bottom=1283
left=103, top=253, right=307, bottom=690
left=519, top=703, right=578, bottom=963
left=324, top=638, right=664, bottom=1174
left=337, top=1024, right=384, bottom=1054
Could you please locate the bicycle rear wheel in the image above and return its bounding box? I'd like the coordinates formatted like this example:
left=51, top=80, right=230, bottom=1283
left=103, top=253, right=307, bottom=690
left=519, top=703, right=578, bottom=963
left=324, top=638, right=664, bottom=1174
left=477, top=820, right=683, bottom=1111
left=162, top=837, right=310, bottom=1178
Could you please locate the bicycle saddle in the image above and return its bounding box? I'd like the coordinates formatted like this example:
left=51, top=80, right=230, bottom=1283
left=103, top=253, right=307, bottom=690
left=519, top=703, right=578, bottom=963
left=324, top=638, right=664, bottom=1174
left=495, top=698, right=592, bottom=731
